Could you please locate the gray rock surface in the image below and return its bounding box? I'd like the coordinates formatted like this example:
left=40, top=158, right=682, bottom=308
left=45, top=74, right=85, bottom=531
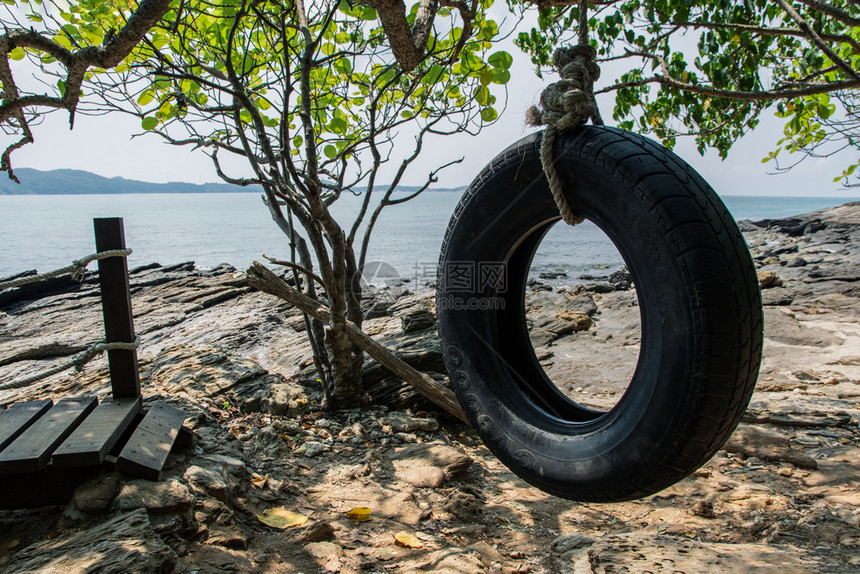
left=2, top=202, right=860, bottom=573
left=4, top=508, right=176, bottom=573
left=116, top=478, right=194, bottom=514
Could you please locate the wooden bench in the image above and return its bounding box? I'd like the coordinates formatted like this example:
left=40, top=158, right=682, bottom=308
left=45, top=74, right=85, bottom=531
left=0, top=218, right=187, bottom=509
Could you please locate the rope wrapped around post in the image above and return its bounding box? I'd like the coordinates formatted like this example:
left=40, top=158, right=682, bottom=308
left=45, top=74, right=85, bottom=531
left=0, top=335, right=141, bottom=391
left=0, top=249, right=133, bottom=291
left=526, top=1, right=602, bottom=227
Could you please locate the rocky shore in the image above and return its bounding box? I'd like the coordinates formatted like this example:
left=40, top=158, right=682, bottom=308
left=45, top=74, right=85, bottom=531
left=1, top=202, right=859, bottom=572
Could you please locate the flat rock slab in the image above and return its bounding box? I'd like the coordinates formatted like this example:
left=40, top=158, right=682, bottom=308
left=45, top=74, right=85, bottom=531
left=391, top=443, right=473, bottom=479
left=3, top=508, right=176, bottom=573
left=724, top=424, right=817, bottom=468
left=148, top=344, right=267, bottom=395
left=116, top=478, right=194, bottom=514
left=552, top=533, right=829, bottom=573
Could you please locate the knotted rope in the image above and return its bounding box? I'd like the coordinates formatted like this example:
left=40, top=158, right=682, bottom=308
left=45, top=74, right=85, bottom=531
left=0, top=249, right=133, bottom=291
left=0, top=336, right=141, bottom=391
left=526, top=1, right=602, bottom=226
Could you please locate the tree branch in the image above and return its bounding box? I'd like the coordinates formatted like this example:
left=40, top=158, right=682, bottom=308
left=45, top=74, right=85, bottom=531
left=0, top=0, right=172, bottom=179
left=669, top=20, right=860, bottom=54
left=793, top=0, right=860, bottom=27
left=774, top=0, right=859, bottom=80
left=599, top=52, right=860, bottom=101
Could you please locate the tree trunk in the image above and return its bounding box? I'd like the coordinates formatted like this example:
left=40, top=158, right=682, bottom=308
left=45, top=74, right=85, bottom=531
left=246, top=262, right=467, bottom=422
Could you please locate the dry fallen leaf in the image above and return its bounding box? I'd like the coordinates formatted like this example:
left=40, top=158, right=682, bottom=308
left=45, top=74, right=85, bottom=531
left=251, top=473, right=269, bottom=488
left=257, top=507, right=309, bottom=530
left=346, top=507, right=373, bottom=522
left=394, top=531, right=424, bottom=549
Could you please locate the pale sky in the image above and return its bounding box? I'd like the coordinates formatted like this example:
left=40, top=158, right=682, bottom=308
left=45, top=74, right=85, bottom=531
left=5, top=9, right=859, bottom=199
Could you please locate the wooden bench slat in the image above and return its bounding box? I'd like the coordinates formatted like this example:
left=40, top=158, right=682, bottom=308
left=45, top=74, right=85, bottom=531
left=0, top=397, right=97, bottom=474
left=116, top=401, right=185, bottom=481
left=0, top=400, right=53, bottom=453
left=52, top=397, right=142, bottom=468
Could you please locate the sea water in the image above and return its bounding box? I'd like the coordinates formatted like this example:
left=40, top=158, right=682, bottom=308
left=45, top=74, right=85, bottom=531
left=0, top=192, right=856, bottom=282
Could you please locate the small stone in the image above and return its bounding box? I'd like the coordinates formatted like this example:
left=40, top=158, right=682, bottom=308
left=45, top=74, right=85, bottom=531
left=400, top=309, right=435, bottom=333
left=73, top=475, right=118, bottom=514
left=304, top=541, right=343, bottom=571
left=608, top=267, right=632, bottom=285
left=260, top=382, right=311, bottom=417
left=443, top=491, right=484, bottom=520
left=300, top=441, right=329, bottom=458
left=271, top=419, right=302, bottom=434
left=691, top=500, right=716, bottom=518
left=116, top=478, right=195, bottom=514
left=338, top=422, right=365, bottom=439
left=758, top=271, right=783, bottom=289
left=299, top=522, right=336, bottom=542
left=201, top=454, right=246, bottom=476
left=555, top=310, right=593, bottom=332
left=184, top=465, right=231, bottom=502
left=397, top=465, right=446, bottom=488
left=761, top=256, right=781, bottom=266
left=385, top=411, right=439, bottom=433
left=469, top=541, right=505, bottom=566
left=395, top=432, right=419, bottom=443
left=255, top=426, right=289, bottom=456
left=786, top=257, right=808, bottom=268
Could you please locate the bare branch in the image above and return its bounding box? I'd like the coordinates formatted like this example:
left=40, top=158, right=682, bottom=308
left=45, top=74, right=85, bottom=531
left=263, top=254, right=326, bottom=287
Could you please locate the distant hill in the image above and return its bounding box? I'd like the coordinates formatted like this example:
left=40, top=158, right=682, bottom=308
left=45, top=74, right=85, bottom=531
left=0, top=168, right=466, bottom=195
left=0, top=168, right=258, bottom=195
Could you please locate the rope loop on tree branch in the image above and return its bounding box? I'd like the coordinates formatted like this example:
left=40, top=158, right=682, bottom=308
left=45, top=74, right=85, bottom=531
left=527, top=1, right=603, bottom=227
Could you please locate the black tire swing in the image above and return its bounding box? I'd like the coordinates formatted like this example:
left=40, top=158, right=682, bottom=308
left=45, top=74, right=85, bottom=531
left=435, top=18, right=763, bottom=502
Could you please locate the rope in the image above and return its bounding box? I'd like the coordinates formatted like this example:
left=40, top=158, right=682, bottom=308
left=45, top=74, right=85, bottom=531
left=0, top=336, right=141, bottom=391
left=526, top=0, right=602, bottom=227
left=0, top=249, right=133, bottom=291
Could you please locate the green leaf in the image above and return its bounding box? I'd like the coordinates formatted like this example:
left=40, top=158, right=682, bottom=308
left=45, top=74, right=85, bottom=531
left=481, top=107, right=498, bottom=122
left=475, top=86, right=490, bottom=106
left=324, top=144, right=337, bottom=159
left=490, top=69, right=510, bottom=84
left=488, top=51, right=513, bottom=71
left=9, top=47, right=25, bottom=60
left=141, top=116, right=158, bottom=130
left=329, top=117, right=347, bottom=135
left=137, top=90, right=155, bottom=106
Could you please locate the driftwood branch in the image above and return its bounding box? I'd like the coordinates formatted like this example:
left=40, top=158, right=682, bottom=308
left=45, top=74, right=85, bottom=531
left=246, top=261, right=468, bottom=423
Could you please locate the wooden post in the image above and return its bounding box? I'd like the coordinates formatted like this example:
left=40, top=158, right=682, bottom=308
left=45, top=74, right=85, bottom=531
left=94, top=218, right=141, bottom=399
